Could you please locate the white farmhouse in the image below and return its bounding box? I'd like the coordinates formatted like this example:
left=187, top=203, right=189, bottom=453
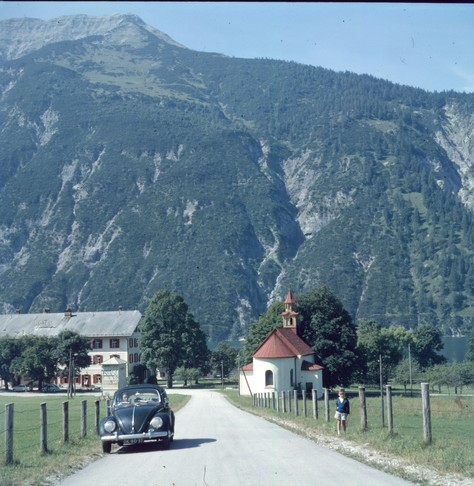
left=240, top=290, right=324, bottom=398
left=0, top=309, right=142, bottom=390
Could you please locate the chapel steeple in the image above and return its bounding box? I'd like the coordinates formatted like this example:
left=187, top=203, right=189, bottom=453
left=281, top=289, right=299, bottom=333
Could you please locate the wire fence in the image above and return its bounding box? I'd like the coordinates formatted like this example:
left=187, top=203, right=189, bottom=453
left=0, top=396, right=106, bottom=464
left=252, top=383, right=474, bottom=444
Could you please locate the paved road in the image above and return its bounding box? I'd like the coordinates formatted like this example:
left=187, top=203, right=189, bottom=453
left=58, top=389, right=414, bottom=486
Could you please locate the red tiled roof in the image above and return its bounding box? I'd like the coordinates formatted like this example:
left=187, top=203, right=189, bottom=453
left=253, top=327, right=314, bottom=359
left=240, top=362, right=253, bottom=371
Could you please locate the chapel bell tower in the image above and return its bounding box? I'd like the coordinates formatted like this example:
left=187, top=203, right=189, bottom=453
left=281, top=289, right=299, bottom=333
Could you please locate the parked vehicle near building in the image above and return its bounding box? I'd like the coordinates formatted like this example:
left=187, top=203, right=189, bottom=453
left=42, top=384, right=62, bottom=393
left=11, top=384, right=30, bottom=392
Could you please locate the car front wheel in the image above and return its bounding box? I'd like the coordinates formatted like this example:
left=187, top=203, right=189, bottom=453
left=160, top=437, right=170, bottom=450
left=102, top=441, right=112, bottom=454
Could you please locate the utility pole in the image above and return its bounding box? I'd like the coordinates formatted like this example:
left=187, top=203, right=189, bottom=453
left=379, top=354, right=384, bottom=428
left=68, top=348, right=72, bottom=399
left=408, top=343, right=413, bottom=397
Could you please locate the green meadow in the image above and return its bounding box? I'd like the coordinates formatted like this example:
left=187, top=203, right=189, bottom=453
left=1, top=388, right=472, bottom=485
left=0, top=393, right=189, bottom=486
left=223, top=387, right=474, bottom=484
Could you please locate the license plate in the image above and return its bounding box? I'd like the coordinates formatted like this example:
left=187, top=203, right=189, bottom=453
left=124, top=438, right=143, bottom=445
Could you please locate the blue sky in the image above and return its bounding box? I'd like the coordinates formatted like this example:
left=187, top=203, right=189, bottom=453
left=1, top=2, right=473, bottom=93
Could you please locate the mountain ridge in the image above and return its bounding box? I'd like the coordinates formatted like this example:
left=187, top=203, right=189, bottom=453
left=1, top=14, right=474, bottom=342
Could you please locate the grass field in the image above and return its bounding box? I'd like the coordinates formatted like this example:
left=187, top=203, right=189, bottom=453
left=1, top=386, right=472, bottom=485
left=0, top=392, right=189, bottom=486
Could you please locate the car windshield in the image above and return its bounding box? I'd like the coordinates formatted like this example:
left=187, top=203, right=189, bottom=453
left=114, top=388, right=161, bottom=407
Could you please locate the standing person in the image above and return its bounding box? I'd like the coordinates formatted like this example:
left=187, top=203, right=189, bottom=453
left=335, top=388, right=350, bottom=435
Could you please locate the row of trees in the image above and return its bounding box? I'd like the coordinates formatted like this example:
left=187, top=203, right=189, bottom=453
left=2, top=286, right=471, bottom=392
left=138, top=286, right=473, bottom=391
left=0, top=331, right=90, bottom=390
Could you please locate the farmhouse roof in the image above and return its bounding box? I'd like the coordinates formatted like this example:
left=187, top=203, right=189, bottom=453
left=253, top=327, right=314, bottom=359
left=102, top=356, right=127, bottom=365
left=0, top=310, right=142, bottom=339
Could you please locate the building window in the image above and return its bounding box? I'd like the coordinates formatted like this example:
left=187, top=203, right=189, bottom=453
left=92, top=339, right=103, bottom=349
left=134, top=353, right=139, bottom=363
left=129, top=338, right=134, bottom=348
left=93, top=355, right=103, bottom=364
left=93, top=374, right=102, bottom=385
left=110, top=338, right=120, bottom=349
left=265, top=370, right=274, bottom=387
left=290, top=369, right=294, bottom=388
left=134, top=338, right=138, bottom=347
left=110, top=354, right=120, bottom=359
left=129, top=353, right=133, bottom=363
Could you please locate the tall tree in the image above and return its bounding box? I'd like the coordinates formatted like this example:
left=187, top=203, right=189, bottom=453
left=13, top=336, right=60, bottom=390
left=0, top=337, right=21, bottom=390
left=298, top=286, right=358, bottom=388
left=412, top=324, right=445, bottom=369
left=466, top=328, right=474, bottom=362
left=355, top=320, right=404, bottom=385
left=54, top=331, right=92, bottom=396
left=240, top=301, right=285, bottom=365
left=181, top=313, right=210, bottom=381
left=140, top=290, right=209, bottom=388
left=211, top=342, right=239, bottom=379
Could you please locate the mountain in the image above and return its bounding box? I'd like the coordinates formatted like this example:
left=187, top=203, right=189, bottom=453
left=1, top=14, right=474, bottom=343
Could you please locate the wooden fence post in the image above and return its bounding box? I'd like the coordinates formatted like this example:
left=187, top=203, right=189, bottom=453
left=81, top=400, right=87, bottom=438
left=288, top=391, right=292, bottom=413
left=421, top=382, right=432, bottom=444
left=63, top=401, right=69, bottom=443
left=95, top=400, right=100, bottom=434
left=359, top=386, right=367, bottom=431
left=282, top=391, right=287, bottom=413
left=294, top=390, right=298, bottom=416
left=324, top=388, right=330, bottom=422
left=40, top=403, right=47, bottom=453
left=302, top=390, right=307, bottom=417
left=5, top=403, right=13, bottom=465
left=276, top=391, right=280, bottom=412
left=386, top=385, right=393, bottom=434
left=312, top=389, right=318, bottom=419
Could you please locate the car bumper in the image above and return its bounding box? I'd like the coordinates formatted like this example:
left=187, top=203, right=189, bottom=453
left=101, top=430, right=171, bottom=442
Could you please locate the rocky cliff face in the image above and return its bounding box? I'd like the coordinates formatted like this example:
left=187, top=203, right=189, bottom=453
left=435, top=105, right=474, bottom=210
left=1, top=14, right=474, bottom=341
left=0, top=14, right=182, bottom=61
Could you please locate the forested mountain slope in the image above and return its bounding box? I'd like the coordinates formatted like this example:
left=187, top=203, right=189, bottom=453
left=1, top=14, right=474, bottom=342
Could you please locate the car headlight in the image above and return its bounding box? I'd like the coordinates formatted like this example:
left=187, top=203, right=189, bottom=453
left=150, top=416, right=163, bottom=429
left=104, top=420, right=116, bottom=433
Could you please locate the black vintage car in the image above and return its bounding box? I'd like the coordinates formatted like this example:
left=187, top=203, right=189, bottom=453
left=99, top=384, right=175, bottom=453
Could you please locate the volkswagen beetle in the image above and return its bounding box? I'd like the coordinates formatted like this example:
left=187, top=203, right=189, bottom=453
left=99, top=384, right=175, bottom=453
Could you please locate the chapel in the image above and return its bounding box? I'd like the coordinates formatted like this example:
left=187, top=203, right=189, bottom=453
left=239, top=290, right=324, bottom=398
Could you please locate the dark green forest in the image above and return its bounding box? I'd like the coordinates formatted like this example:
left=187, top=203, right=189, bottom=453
left=1, top=15, right=474, bottom=343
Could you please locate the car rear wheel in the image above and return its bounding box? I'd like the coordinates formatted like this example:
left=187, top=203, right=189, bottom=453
left=102, top=442, right=112, bottom=454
